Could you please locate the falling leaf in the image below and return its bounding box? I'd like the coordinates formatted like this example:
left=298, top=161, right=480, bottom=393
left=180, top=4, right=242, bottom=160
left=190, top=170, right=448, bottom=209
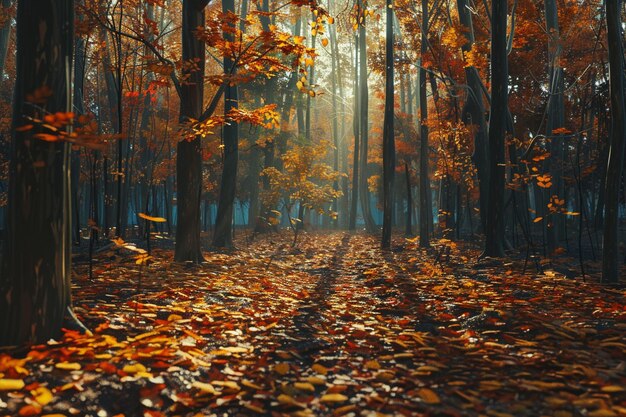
left=138, top=213, right=167, bottom=223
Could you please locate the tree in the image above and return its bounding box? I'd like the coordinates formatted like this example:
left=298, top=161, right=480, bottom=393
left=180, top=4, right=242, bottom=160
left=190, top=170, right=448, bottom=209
left=0, top=0, right=11, bottom=77
left=212, top=0, right=239, bottom=248
left=358, top=0, right=377, bottom=233
left=483, top=0, right=508, bottom=257
left=418, top=0, right=430, bottom=248
left=601, top=0, right=625, bottom=283
left=381, top=0, right=395, bottom=248
left=456, top=0, right=488, bottom=234
left=0, top=0, right=74, bottom=345
left=175, top=0, right=208, bottom=262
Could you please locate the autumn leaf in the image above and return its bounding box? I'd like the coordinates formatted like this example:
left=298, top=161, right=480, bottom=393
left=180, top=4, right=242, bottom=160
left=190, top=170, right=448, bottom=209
left=417, top=388, right=440, bottom=404
left=0, top=379, right=25, bottom=391
left=138, top=213, right=167, bottom=223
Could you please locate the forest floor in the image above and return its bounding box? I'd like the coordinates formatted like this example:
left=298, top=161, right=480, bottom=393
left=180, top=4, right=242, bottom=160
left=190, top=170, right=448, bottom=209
left=0, top=231, right=625, bottom=417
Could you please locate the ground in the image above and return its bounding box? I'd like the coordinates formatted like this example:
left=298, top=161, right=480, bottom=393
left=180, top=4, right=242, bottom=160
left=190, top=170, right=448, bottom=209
left=0, top=232, right=625, bottom=417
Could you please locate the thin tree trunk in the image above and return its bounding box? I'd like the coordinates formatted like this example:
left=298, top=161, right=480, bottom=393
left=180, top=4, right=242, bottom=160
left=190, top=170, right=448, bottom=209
left=419, top=1, right=431, bottom=247
left=358, top=2, right=377, bottom=233
left=349, top=31, right=360, bottom=230
left=0, top=0, right=12, bottom=77
left=213, top=0, right=239, bottom=248
left=484, top=0, right=508, bottom=257
left=382, top=0, right=395, bottom=248
left=602, top=0, right=626, bottom=282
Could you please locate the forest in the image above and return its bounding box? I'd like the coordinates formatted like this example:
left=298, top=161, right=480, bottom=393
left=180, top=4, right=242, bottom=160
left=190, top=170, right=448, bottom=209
left=0, top=0, right=625, bottom=415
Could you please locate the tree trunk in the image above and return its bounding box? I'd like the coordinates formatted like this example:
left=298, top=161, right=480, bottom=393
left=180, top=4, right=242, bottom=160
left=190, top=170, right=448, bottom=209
left=213, top=0, right=239, bottom=248
left=484, top=0, right=508, bottom=257
left=602, top=0, right=626, bottom=283
left=543, top=0, right=565, bottom=253
left=349, top=31, right=360, bottom=230
left=1, top=0, right=73, bottom=346
left=175, top=0, right=205, bottom=262
left=382, top=0, right=395, bottom=248
left=0, top=0, right=12, bottom=77
left=419, top=0, right=431, bottom=247
left=358, top=5, right=377, bottom=233
left=456, top=0, right=489, bottom=234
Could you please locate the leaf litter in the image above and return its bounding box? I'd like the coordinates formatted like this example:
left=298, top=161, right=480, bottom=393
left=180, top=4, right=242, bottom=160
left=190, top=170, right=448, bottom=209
left=0, top=232, right=624, bottom=416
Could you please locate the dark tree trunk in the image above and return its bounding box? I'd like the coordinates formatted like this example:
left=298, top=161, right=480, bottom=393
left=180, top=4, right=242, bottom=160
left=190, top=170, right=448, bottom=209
left=543, top=0, right=565, bottom=252
left=419, top=0, right=430, bottom=248
left=72, top=4, right=86, bottom=245
left=349, top=32, right=359, bottom=231
left=0, top=0, right=12, bottom=77
left=405, top=163, right=413, bottom=236
left=484, top=0, right=508, bottom=257
left=358, top=5, right=377, bottom=233
left=382, top=0, right=395, bottom=249
left=1, top=0, right=74, bottom=345
left=456, top=0, right=489, bottom=234
left=213, top=0, right=239, bottom=248
left=602, top=0, right=626, bottom=282
left=175, top=0, right=206, bottom=262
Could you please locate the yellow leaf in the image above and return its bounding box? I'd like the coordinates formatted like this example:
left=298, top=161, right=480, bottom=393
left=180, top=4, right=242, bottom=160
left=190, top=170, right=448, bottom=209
left=277, top=393, right=300, bottom=406
left=123, top=363, right=147, bottom=374
left=305, top=57, right=314, bottom=67
left=306, top=376, right=326, bottom=385
left=55, top=362, right=81, bottom=371
left=31, top=387, right=53, bottom=406
left=242, top=380, right=263, bottom=390
left=417, top=388, right=440, bottom=404
left=138, top=212, right=167, bottom=223
left=601, top=385, right=625, bottom=393
left=364, top=360, right=381, bottom=370
left=294, top=382, right=316, bottom=392
left=533, top=216, right=543, bottom=223
left=311, top=364, right=328, bottom=375
left=0, top=379, right=25, bottom=391
left=274, top=363, right=290, bottom=375
left=588, top=410, right=618, bottom=417
left=320, top=393, right=348, bottom=403
left=321, top=38, right=329, bottom=47
left=192, top=381, right=217, bottom=395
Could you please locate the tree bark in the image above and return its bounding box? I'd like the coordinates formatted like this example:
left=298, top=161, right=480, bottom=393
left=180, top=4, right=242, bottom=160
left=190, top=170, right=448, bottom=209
left=419, top=0, right=431, bottom=248
left=175, top=0, right=205, bottom=262
left=358, top=3, right=377, bottom=233
left=601, top=0, right=626, bottom=283
left=1, top=0, right=74, bottom=345
left=484, top=0, right=508, bottom=257
left=543, top=0, right=565, bottom=252
left=349, top=31, right=359, bottom=230
left=213, top=0, right=239, bottom=248
left=456, top=0, right=489, bottom=234
left=0, top=0, right=12, bottom=78
left=382, top=0, right=395, bottom=248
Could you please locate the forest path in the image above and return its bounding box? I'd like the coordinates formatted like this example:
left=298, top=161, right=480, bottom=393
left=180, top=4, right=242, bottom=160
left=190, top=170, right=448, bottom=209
left=0, top=232, right=624, bottom=417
